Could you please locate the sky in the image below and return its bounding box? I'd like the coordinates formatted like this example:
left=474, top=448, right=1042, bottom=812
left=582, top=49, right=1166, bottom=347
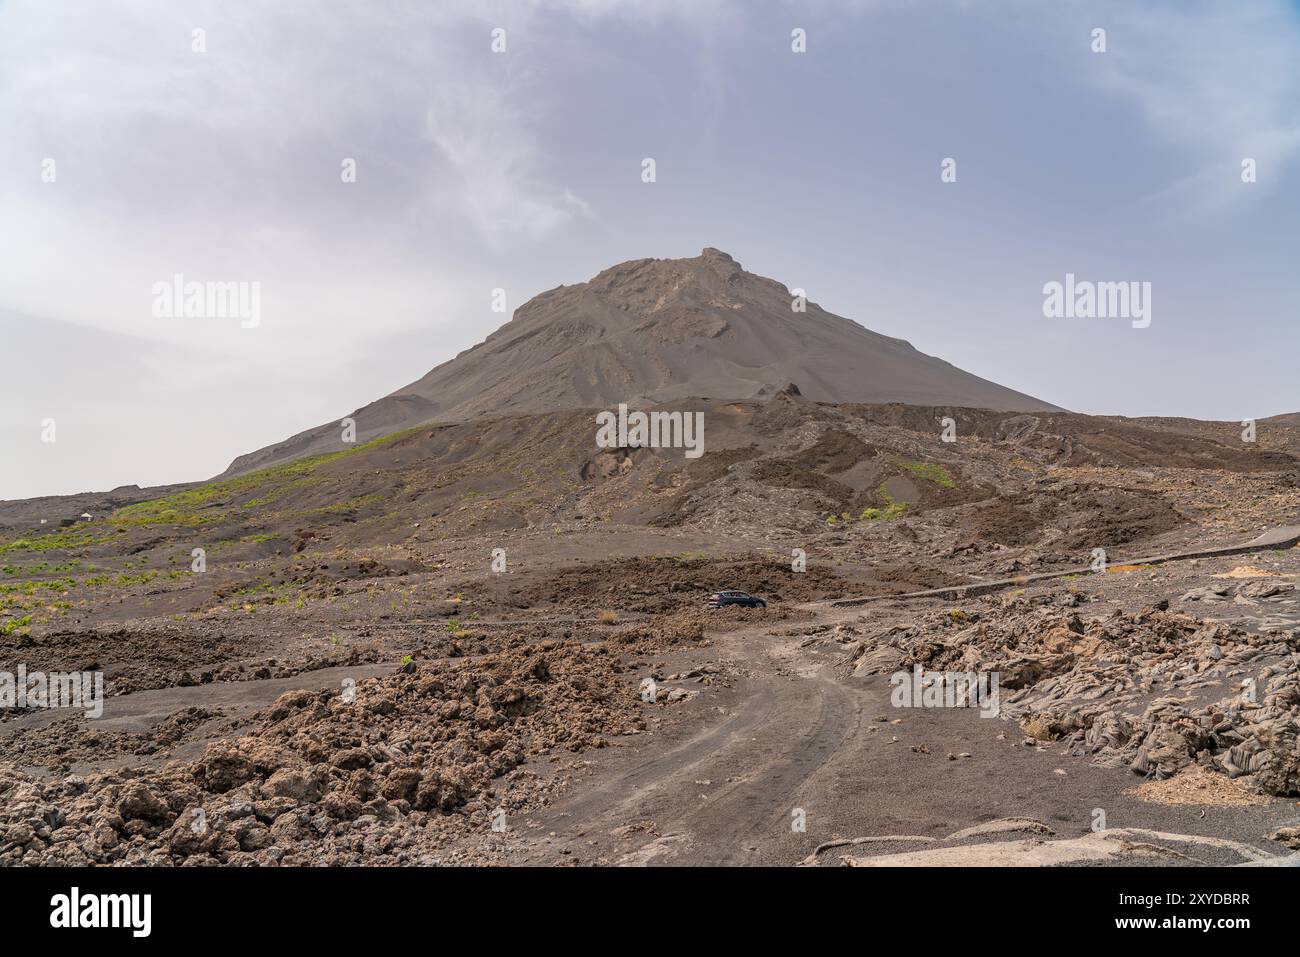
left=2, top=0, right=1298, bottom=499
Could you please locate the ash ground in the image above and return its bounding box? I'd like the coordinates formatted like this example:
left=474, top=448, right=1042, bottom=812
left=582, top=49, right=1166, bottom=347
left=2, top=400, right=1299, bottom=866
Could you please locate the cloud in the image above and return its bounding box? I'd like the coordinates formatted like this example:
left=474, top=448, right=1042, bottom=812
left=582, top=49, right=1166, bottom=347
left=420, top=70, right=594, bottom=242
left=0, top=3, right=598, bottom=305
left=1081, top=0, right=1300, bottom=209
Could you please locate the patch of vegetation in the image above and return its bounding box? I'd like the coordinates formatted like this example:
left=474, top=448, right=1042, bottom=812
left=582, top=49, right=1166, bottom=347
left=230, top=581, right=278, bottom=597
left=5, top=559, right=82, bottom=576
left=0, top=578, right=75, bottom=596
left=110, top=427, right=426, bottom=529
left=893, top=459, right=956, bottom=488
left=290, top=495, right=381, bottom=519
left=829, top=488, right=908, bottom=527
left=875, top=484, right=909, bottom=520
left=115, top=571, right=160, bottom=587
left=0, top=531, right=117, bottom=554
left=0, top=615, right=32, bottom=636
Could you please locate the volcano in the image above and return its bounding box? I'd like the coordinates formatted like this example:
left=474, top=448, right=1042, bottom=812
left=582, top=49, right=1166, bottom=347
left=222, top=248, right=1058, bottom=476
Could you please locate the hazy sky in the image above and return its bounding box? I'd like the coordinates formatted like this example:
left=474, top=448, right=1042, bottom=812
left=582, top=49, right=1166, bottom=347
left=3, top=0, right=1298, bottom=500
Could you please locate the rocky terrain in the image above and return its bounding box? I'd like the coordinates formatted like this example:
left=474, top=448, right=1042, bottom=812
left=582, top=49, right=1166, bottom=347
left=2, top=391, right=1299, bottom=866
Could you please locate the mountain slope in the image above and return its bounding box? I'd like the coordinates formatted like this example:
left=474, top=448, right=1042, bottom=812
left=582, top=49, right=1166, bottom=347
left=222, top=248, right=1059, bottom=476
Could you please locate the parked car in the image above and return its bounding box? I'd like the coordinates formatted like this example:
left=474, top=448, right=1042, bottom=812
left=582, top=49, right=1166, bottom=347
left=706, top=590, right=767, bottom=609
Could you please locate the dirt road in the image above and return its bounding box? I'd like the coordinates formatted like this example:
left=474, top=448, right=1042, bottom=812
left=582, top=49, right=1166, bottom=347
left=535, top=623, right=864, bottom=864
left=503, top=607, right=1300, bottom=866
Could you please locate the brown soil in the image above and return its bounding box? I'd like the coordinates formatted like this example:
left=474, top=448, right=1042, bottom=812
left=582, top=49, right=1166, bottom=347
left=1126, top=767, right=1274, bottom=807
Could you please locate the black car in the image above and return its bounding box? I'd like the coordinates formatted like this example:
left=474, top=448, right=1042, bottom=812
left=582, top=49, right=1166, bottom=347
left=706, top=590, right=767, bottom=609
